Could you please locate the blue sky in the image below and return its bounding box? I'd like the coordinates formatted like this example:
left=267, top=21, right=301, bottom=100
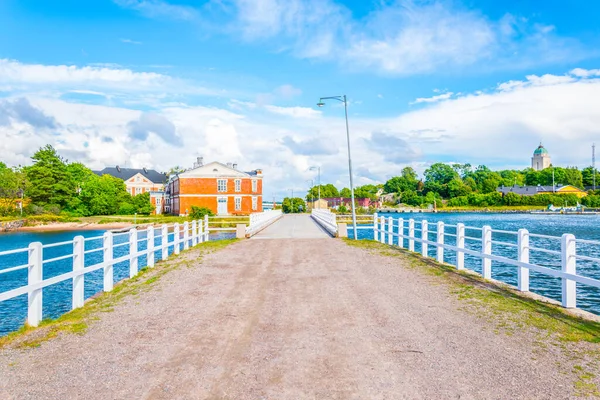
left=1, top=0, right=600, bottom=197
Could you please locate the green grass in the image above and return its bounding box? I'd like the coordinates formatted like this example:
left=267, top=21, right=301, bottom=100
left=0, top=239, right=237, bottom=349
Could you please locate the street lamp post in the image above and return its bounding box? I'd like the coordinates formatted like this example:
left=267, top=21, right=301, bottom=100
left=309, top=166, right=321, bottom=208
left=306, top=179, right=314, bottom=210
left=317, top=95, right=357, bottom=240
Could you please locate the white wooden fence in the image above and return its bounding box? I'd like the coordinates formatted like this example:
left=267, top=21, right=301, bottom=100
left=0, top=216, right=210, bottom=328
left=311, top=209, right=338, bottom=236
left=373, top=214, right=600, bottom=310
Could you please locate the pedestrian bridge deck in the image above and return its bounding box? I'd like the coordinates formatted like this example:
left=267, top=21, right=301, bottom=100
left=251, top=214, right=332, bottom=239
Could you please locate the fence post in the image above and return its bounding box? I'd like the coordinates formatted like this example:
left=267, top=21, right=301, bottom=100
left=398, top=218, right=404, bottom=248
left=173, top=223, right=180, bottom=255
left=437, top=221, right=444, bottom=263
left=147, top=226, right=155, bottom=268
left=408, top=219, right=415, bottom=252
left=183, top=221, right=190, bottom=250
left=380, top=217, right=386, bottom=244
left=72, top=235, right=85, bottom=309
left=198, top=219, right=204, bottom=243
left=204, top=215, right=209, bottom=241
left=27, top=242, right=43, bottom=327
left=421, top=220, right=428, bottom=257
left=387, top=218, right=394, bottom=245
left=482, top=225, right=492, bottom=279
left=456, top=223, right=465, bottom=270
left=103, top=231, right=113, bottom=292
left=192, top=220, right=198, bottom=246
left=129, top=228, right=138, bottom=277
left=373, top=212, right=379, bottom=242
left=517, top=229, right=529, bottom=292
left=561, top=233, right=576, bottom=308
left=161, top=224, right=168, bottom=261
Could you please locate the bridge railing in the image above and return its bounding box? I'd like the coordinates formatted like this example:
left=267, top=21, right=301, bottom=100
left=0, top=217, right=210, bottom=329
left=372, top=214, right=600, bottom=311
left=311, top=209, right=338, bottom=236
left=246, top=209, right=283, bottom=237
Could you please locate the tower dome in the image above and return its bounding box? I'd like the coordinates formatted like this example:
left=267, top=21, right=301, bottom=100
left=533, top=143, right=548, bottom=156
left=531, top=142, right=551, bottom=171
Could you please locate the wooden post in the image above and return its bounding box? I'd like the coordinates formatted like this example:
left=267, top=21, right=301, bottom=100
left=398, top=218, right=404, bottom=248
left=456, top=223, right=465, bottom=270
left=482, top=226, right=492, bottom=279
left=129, top=228, right=138, bottom=277
left=72, top=235, right=85, bottom=309
left=27, top=242, right=43, bottom=327
left=161, top=224, right=168, bottom=261
left=561, top=233, right=576, bottom=308
left=103, top=231, right=113, bottom=291
left=421, top=220, right=428, bottom=257
left=147, top=226, right=155, bottom=268
left=517, top=229, right=529, bottom=292
left=436, top=221, right=444, bottom=263
left=373, top=212, right=378, bottom=242
left=183, top=221, right=189, bottom=250
left=408, top=219, right=415, bottom=252
left=173, top=223, right=180, bottom=255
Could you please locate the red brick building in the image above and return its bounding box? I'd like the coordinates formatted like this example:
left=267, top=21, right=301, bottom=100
left=165, top=160, right=263, bottom=216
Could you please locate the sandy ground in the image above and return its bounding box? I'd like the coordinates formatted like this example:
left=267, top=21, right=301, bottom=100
left=0, top=238, right=593, bottom=399
left=13, top=222, right=133, bottom=232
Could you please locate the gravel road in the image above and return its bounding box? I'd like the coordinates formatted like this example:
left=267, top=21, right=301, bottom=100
left=0, top=238, right=589, bottom=399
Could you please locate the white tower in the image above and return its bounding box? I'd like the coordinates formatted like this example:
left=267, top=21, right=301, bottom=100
left=531, top=143, right=551, bottom=171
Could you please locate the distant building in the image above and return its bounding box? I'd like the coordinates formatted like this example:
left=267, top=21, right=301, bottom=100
left=94, top=166, right=167, bottom=214
left=531, top=143, right=551, bottom=171
left=307, top=199, right=329, bottom=210
left=165, top=158, right=263, bottom=216
left=497, top=184, right=587, bottom=198
left=322, top=197, right=374, bottom=209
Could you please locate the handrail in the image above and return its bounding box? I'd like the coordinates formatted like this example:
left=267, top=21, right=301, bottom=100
left=372, top=214, right=600, bottom=311
left=0, top=217, right=211, bottom=331
left=311, top=209, right=338, bottom=236
left=245, top=210, right=283, bottom=237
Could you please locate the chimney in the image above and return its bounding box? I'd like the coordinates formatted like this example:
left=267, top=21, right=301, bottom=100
left=227, top=162, right=233, bottom=168
left=232, top=163, right=238, bottom=170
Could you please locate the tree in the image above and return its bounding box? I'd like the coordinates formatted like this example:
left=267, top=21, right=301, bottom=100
left=0, top=166, right=27, bottom=216
left=24, top=145, right=75, bottom=208
left=582, top=167, right=598, bottom=187
left=282, top=197, right=306, bottom=213
left=340, top=188, right=351, bottom=197
left=132, top=192, right=154, bottom=215
left=307, top=184, right=339, bottom=200
left=563, top=167, right=583, bottom=188
left=78, top=174, right=130, bottom=215
left=447, top=178, right=472, bottom=198
left=424, top=163, right=459, bottom=198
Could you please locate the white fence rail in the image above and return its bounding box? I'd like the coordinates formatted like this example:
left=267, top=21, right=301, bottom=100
left=311, top=209, right=338, bottom=236
left=372, top=213, right=600, bottom=311
left=246, top=210, right=283, bottom=237
left=0, top=216, right=210, bottom=328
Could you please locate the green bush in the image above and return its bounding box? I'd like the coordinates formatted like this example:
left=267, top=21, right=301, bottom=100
left=189, top=206, right=214, bottom=219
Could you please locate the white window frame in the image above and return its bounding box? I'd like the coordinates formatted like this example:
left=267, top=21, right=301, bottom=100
left=235, top=179, right=242, bottom=192
left=252, top=179, right=257, bottom=193
left=217, top=179, right=227, bottom=192
left=235, top=196, right=242, bottom=211
left=252, top=196, right=258, bottom=210
left=135, top=187, right=141, bottom=195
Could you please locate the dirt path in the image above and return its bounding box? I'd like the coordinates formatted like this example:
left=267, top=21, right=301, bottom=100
left=0, top=239, right=593, bottom=399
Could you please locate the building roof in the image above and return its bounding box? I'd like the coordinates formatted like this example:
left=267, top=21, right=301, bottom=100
left=94, top=167, right=167, bottom=184
left=176, top=161, right=262, bottom=179
left=533, top=143, right=549, bottom=156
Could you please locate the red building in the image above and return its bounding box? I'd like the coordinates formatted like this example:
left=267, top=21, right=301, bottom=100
left=165, top=159, right=263, bottom=216
left=322, top=197, right=373, bottom=209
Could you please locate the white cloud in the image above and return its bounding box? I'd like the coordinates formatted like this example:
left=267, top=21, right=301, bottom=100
left=411, top=92, right=454, bottom=104
left=113, top=0, right=198, bottom=20
left=3, top=67, right=600, bottom=198
left=120, top=38, right=143, bottom=45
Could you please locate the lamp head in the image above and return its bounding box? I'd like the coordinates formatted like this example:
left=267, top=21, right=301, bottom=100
left=317, top=101, right=325, bottom=107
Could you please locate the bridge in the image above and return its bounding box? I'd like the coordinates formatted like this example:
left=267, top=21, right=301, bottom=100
left=1, top=213, right=600, bottom=398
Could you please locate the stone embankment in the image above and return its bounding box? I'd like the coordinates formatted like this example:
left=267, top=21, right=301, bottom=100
left=0, top=219, right=24, bottom=232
